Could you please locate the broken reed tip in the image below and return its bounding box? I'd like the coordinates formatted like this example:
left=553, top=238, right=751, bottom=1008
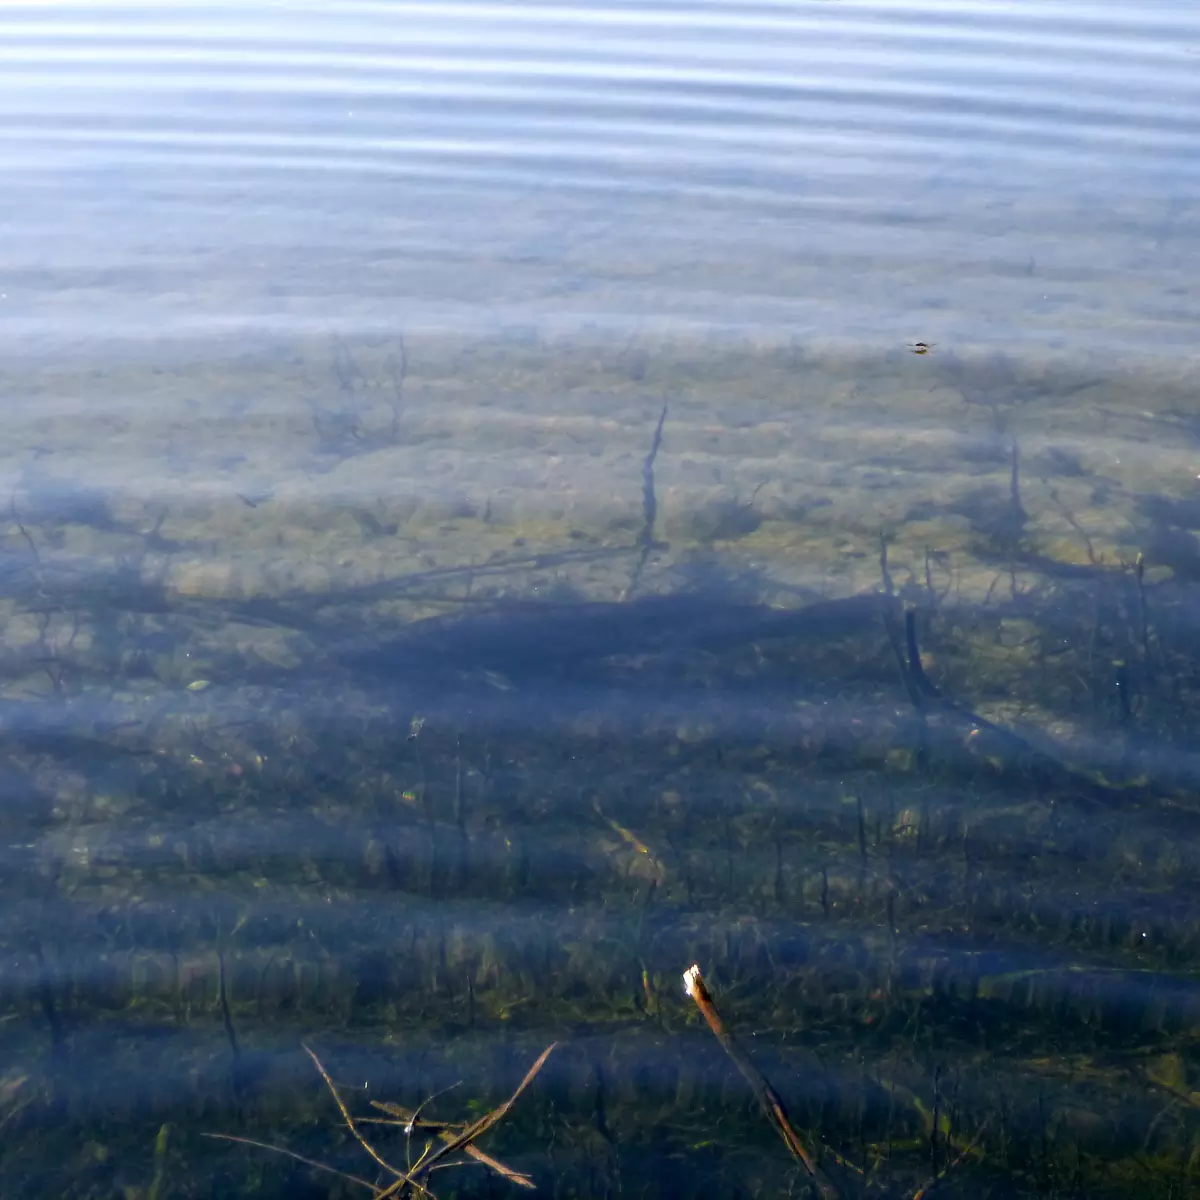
left=683, top=963, right=702, bottom=998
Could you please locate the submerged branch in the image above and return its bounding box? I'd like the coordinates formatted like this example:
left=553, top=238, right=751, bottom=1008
left=683, top=964, right=840, bottom=1199
left=304, top=1044, right=429, bottom=1196
left=368, top=1102, right=536, bottom=1189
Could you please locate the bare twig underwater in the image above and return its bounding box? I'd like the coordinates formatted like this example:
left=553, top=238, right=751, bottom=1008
left=384, top=334, right=408, bottom=443
left=686, top=964, right=993, bottom=1200
left=203, top=1132, right=382, bottom=1193
left=366, top=1094, right=536, bottom=1191
left=311, top=333, right=409, bottom=454
left=209, top=1042, right=556, bottom=1198
left=375, top=1042, right=556, bottom=1199
left=623, top=402, right=668, bottom=601
left=683, top=964, right=841, bottom=1199
left=682, top=964, right=998, bottom=1199
left=910, top=1117, right=991, bottom=1200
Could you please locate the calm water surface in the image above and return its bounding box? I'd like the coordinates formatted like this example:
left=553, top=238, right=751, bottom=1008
left=2, top=3, right=1200, bottom=1197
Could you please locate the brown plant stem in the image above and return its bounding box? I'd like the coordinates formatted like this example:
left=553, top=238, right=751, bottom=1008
left=682, top=965, right=840, bottom=1199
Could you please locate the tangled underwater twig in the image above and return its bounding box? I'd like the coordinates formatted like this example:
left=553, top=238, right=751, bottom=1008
left=207, top=1041, right=556, bottom=1198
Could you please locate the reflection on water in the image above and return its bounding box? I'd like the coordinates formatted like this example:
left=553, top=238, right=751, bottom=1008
left=2, top=2, right=1200, bottom=1197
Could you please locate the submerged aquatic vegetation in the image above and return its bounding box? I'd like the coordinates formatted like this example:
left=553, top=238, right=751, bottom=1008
left=1, top=339, right=1199, bottom=1196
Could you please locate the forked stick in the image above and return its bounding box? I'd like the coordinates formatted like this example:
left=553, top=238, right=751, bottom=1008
left=375, top=1042, right=558, bottom=1200
left=683, top=965, right=840, bottom=1199
left=911, top=1116, right=991, bottom=1200
left=209, top=1043, right=552, bottom=1199
left=303, top=1044, right=433, bottom=1197
left=368, top=1102, right=535, bottom=1190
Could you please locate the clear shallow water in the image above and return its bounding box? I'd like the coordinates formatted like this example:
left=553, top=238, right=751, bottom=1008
left=3, top=3, right=1200, bottom=1197
left=2, top=0, right=1199, bottom=352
